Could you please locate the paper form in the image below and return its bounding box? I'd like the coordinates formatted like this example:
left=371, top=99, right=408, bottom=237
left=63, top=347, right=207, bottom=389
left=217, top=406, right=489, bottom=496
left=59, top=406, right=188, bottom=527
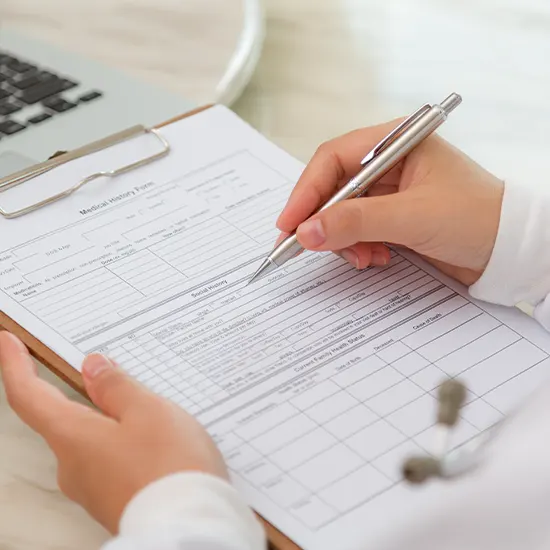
left=1, top=106, right=550, bottom=550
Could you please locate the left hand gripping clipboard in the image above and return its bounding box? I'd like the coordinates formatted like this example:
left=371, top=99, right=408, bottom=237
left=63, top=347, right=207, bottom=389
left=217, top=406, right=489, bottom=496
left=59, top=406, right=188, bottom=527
left=0, top=104, right=301, bottom=550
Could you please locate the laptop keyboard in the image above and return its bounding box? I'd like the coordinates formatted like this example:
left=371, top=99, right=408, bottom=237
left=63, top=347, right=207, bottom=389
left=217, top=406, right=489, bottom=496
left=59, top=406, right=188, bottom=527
left=0, top=50, right=104, bottom=139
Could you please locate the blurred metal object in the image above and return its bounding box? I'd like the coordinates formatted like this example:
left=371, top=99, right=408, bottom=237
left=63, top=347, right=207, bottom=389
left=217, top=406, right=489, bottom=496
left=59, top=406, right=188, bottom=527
left=215, top=0, right=265, bottom=105
left=0, top=126, right=169, bottom=219
left=402, top=378, right=485, bottom=484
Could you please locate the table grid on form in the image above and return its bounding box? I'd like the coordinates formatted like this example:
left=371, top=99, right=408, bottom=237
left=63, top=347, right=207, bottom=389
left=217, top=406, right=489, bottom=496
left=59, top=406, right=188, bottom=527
left=1, top=150, right=293, bottom=341
left=3, top=143, right=550, bottom=534
left=99, top=248, right=549, bottom=530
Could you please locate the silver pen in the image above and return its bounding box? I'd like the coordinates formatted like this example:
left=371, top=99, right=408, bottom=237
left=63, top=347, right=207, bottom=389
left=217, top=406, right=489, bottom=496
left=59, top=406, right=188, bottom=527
left=248, top=93, right=462, bottom=285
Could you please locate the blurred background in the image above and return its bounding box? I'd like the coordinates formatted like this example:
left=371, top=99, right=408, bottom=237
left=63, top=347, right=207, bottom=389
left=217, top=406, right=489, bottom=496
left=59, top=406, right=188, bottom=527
left=0, top=0, right=549, bottom=547
left=3, top=0, right=550, bottom=177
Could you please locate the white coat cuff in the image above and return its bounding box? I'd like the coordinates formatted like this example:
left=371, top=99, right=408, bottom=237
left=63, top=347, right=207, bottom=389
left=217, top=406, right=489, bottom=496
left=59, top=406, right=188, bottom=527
left=469, top=179, right=550, bottom=309
left=118, top=472, right=266, bottom=550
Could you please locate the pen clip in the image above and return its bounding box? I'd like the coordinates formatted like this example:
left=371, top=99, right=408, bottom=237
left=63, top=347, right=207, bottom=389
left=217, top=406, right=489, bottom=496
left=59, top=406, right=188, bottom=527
left=361, top=103, right=432, bottom=165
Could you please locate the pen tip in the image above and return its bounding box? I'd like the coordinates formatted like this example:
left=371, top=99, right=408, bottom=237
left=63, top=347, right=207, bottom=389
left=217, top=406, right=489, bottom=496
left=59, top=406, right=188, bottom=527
left=247, top=258, right=275, bottom=286
left=247, top=270, right=263, bottom=286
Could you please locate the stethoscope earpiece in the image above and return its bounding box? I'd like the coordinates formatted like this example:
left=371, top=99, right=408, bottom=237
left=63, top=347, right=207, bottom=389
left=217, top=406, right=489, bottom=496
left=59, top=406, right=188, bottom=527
left=402, top=378, right=470, bottom=484
left=402, top=456, right=442, bottom=484
left=437, top=378, right=467, bottom=426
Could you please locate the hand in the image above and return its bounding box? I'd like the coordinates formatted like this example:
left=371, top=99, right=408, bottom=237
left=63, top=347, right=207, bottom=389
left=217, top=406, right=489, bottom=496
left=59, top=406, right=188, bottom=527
left=276, top=119, right=505, bottom=286
left=0, top=331, right=227, bottom=534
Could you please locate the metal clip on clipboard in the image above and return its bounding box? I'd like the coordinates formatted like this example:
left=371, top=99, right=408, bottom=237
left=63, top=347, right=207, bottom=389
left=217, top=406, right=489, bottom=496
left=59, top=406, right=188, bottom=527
left=0, top=125, right=171, bottom=219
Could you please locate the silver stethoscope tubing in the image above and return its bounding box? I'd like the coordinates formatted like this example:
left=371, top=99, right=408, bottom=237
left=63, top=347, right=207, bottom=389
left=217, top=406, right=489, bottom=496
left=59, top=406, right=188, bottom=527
left=402, top=379, right=506, bottom=484
left=214, top=0, right=265, bottom=106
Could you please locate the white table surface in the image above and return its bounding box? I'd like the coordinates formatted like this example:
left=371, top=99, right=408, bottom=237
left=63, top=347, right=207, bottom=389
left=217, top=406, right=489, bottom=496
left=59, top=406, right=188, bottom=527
left=1, top=0, right=550, bottom=548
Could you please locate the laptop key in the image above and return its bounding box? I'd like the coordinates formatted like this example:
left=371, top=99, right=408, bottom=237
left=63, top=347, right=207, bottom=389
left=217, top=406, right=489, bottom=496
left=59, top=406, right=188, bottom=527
left=0, top=68, right=13, bottom=80
left=0, top=101, right=22, bottom=116
left=20, top=79, right=67, bottom=104
left=43, top=97, right=77, bottom=113
left=7, top=60, right=36, bottom=74
left=0, top=55, right=17, bottom=66
left=79, top=90, right=103, bottom=102
left=0, top=120, right=26, bottom=135
left=39, top=71, right=56, bottom=80
left=60, top=79, right=78, bottom=91
left=13, top=73, right=49, bottom=90
left=28, top=112, right=53, bottom=125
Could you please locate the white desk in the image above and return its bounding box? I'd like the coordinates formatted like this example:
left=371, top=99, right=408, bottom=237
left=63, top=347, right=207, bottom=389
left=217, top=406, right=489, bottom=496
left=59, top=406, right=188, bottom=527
left=1, top=0, right=550, bottom=548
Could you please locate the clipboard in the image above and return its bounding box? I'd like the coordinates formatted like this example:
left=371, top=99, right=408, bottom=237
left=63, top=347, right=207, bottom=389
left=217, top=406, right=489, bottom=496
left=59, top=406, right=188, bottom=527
left=0, top=104, right=302, bottom=550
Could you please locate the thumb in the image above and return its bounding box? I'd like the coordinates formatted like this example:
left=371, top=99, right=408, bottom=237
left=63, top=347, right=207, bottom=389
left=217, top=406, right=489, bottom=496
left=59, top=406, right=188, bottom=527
left=296, top=194, right=419, bottom=251
left=82, top=354, right=152, bottom=421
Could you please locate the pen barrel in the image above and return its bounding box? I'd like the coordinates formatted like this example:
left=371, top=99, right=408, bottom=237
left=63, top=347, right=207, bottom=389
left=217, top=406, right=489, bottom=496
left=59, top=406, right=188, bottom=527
left=271, top=233, right=302, bottom=266
left=265, top=99, right=457, bottom=274
left=320, top=106, right=448, bottom=210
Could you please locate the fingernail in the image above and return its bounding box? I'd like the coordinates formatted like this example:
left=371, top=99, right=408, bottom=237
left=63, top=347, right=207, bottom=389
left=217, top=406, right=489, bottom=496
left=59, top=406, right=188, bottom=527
left=83, top=354, right=112, bottom=379
left=298, top=219, right=325, bottom=247
left=340, top=249, right=359, bottom=268
left=372, top=252, right=389, bottom=266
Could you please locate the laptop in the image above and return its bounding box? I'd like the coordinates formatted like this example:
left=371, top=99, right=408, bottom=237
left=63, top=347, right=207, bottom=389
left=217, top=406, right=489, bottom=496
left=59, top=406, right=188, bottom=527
left=0, top=29, right=194, bottom=177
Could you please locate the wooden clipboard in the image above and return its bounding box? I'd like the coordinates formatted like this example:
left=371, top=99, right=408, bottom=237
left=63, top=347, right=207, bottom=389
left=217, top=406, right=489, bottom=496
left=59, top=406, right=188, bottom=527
left=0, top=105, right=302, bottom=550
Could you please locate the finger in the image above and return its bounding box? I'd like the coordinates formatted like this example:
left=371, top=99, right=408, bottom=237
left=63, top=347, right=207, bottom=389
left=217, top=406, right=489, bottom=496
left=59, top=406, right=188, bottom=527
left=271, top=231, right=307, bottom=263
left=0, top=332, right=93, bottom=438
left=296, top=194, right=417, bottom=252
left=276, top=119, right=405, bottom=233
left=82, top=354, right=155, bottom=421
left=274, top=231, right=290, bottom=247
left=337, top=242, right=392, bottom=270
left=367, top=184, right=398, bottom=198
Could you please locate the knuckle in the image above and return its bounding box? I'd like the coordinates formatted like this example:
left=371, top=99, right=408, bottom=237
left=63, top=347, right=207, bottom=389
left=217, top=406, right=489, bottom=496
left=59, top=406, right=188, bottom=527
left=354, top=204, right=369, bottom=237
left=315, top=141, right=332, bottom=156
left=315, top=142, right=345, bottom=181
left=349, top=199, right=366, bottom=220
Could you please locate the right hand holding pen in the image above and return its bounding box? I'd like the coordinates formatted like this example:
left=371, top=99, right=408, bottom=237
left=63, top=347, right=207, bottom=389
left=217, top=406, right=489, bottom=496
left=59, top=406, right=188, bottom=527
left=276, top=119, right=505, bottom=286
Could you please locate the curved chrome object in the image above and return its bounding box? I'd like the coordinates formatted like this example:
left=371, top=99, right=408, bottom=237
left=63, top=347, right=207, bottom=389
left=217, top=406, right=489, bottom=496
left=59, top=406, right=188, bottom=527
left=0, top=126, right=170, bottom=219
left=215, top=0, right=265, bottom=105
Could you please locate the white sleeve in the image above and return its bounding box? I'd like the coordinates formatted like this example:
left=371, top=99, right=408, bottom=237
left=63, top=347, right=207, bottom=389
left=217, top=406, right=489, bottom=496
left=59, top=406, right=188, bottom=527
left=469, top=179, right=550, bottom=330
left=101, top=473, right=267, bottom=550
